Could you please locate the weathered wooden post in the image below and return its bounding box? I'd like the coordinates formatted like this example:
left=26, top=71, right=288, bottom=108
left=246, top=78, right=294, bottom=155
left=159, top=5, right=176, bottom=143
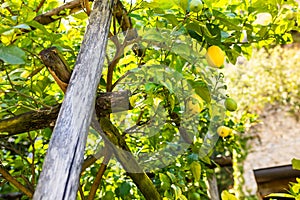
left=207, top=172, right=220, bottom=200
left=33, top=0, right=113, bottom=199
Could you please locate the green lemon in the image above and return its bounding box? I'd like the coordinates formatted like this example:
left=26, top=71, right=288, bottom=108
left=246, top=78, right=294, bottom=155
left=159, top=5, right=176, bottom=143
left=189, top=192, right=201, bottom=200
left=190, top=0, right=203, bottom=12
left=224, top=97, right=237, bottom=112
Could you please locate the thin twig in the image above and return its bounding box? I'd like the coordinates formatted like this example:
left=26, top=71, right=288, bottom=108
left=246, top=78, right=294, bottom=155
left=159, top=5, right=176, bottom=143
left=81, top=146, right=106, bottom=172
left=78, top=182, right=86, bottom=200
left=80, top=0, right=91, bottom=16
left=107, top=37, right=140, bottom=92
left=35, top=0, right=46, bottom=12
left=0, top=164, right=33, bottom=198
left=87, top=148, right=112, bottom=200
left=1, top=0, right=14, bottom=15
left=27, top=132, right=36, bottom=186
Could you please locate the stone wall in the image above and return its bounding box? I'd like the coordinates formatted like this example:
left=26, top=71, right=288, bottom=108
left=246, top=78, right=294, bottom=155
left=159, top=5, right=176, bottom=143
left=242, top=105, right=300, bottom=196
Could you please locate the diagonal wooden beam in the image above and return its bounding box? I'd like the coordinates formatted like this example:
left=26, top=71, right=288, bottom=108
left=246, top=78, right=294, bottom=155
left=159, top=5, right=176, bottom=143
left=33, top=0, right=114, bottom=198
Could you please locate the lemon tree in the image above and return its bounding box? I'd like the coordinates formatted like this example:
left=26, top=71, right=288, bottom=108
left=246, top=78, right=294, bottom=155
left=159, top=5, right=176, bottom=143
left=0, top=0, right=299, bottom=199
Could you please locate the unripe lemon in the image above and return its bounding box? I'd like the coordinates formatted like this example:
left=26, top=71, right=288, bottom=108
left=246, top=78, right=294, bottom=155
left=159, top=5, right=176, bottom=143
left=189, top=192, right=201, bottom=200
left=224, top=97, right=238, bottom=112
left=190, top=0, right=203, bottom=12
left=217, top=126, right=232, bottom=137
left=205, top=45, right=225, bottom=68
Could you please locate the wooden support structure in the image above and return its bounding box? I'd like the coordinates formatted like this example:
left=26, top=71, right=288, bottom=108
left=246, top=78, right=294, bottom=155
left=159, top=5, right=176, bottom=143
left=254, top=165, right=300, bottom=199
left=207, top=172, right=220, bottom=200
left=31, top=1, right=161, bottom=199
left=33, top=0, right=113, bottom=199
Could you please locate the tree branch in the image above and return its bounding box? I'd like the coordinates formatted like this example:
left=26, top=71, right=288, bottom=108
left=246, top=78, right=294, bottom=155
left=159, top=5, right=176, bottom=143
left=81, top=147, right=106, bottom=172
left=0, top=90, right=131, bottom=138
left=33, top=0, right=134, bottom=35
left=39, top=47, right=72, bottom=92
left=34, top=0, right=46, bottom=13
left=0, top=46, right=131, bottom=138
left=33, top=0, right=82, bottom=25
left=91, top=117, right=162, bottom=200
left=87, top=149, right=112, bottom=200
left=0, top=164, right=33, bottom=198
left=0, top=105, right=60, bottom=138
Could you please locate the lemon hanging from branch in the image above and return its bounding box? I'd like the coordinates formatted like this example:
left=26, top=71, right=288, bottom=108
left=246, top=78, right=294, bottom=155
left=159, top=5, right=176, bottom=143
left=177, top=0, right=203, bottom=13
left=190, top=0, right=203, bottom=12
left=205, top=45, right=225, bottom=68
left=224, top=97, right=238, bottom=112
left=217, top=126, right=232, bottom=138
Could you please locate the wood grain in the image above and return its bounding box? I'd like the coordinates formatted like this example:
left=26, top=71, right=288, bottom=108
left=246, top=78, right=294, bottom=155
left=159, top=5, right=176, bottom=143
left=33, top=0, right=113, bottom=199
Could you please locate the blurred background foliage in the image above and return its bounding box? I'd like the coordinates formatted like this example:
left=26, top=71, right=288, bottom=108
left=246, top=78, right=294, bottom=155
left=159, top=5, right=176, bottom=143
left=225, top=45, right=300, bottom=117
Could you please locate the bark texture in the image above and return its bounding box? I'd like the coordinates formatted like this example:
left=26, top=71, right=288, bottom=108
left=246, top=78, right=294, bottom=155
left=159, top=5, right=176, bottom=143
left=33, top=0, right=113, bottom=199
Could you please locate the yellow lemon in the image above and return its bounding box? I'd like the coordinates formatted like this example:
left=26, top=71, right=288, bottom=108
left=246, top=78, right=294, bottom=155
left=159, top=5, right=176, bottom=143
left=217, top=126, right=232, bottom=137
left=205, top=45, right=225, bottom=68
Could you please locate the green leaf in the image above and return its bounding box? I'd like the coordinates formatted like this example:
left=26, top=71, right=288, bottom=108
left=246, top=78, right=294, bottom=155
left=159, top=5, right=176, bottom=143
left=142, top=29, right=167, bottom=43
left=13, top=24, right=31, bottom=30
left=26, top=20, right=51, bottom=36
left=291, top=182, right=300, bottom=194
left=292, top=158, right=300, bottom=170
left=0, top=44, right=26, bottom=64
left=186, top=22, right=217, bottom=39
left=142, top=0, right=176, bottom=9
left=205, top=23, right=221, bottom=44
left=188, top=80, right=211, bottom=103
left=187, top=30, right=203, bottom=42
left=166, top=171, right=177, bottom=183
left=178, top=195, right=188, bottom=200
left=72, top=12, right=88, bottom=20
left=171, top=184, right=182, bottom=200
left=159, top=173, right=171, bottom=190
left=221, top=190, right=238, bottom=200
left=145, top=82, right=158, bottom=92
left=160, top=14, right=179, bottom=26
left=119, top=182, right=131, bottom=196
left=213, top=10, right=242, bottom=30
left=225, top=48, right=240, bottom=64
left=266, top=193, right=295, bottom=198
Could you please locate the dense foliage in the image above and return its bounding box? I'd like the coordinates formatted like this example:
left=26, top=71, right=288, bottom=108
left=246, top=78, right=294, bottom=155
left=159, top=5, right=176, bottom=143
left=0, top=0, right=299, bottom=199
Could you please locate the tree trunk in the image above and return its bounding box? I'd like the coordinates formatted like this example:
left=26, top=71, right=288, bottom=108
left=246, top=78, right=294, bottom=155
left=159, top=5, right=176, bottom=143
left=33, top=0, right=113, bottom=199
